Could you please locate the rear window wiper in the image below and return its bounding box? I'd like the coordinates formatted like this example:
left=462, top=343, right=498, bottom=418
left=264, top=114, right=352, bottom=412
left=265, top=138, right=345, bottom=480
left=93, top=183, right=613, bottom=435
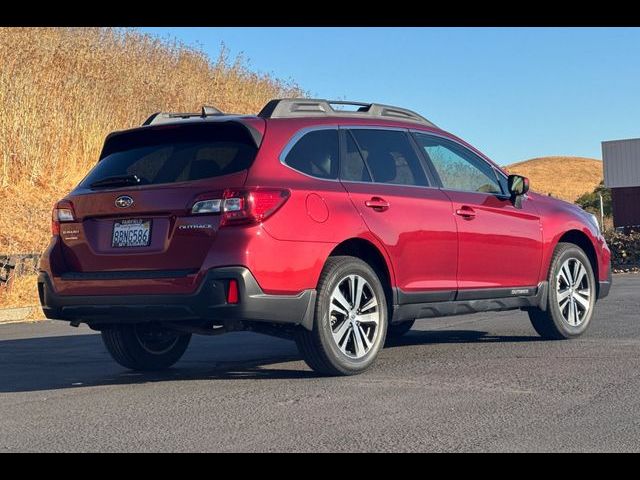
left=90, top=174, right=143, bottom=189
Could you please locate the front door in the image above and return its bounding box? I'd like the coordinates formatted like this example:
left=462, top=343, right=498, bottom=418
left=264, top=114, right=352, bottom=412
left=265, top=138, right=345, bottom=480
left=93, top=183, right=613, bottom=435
left=412, top=132, right=543, bottom=293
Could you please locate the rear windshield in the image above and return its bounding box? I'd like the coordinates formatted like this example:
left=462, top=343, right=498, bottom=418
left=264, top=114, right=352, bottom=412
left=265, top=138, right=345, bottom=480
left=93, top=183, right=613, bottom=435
left=80, top=122, right=257, bottom=189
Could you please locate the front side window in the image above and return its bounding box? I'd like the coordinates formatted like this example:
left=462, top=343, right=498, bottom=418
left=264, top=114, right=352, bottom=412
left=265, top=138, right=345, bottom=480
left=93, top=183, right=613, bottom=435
left=495, top=168, right=509, bottom=193
left=413, top=133, right=503, bottom=194
left=349, top=129, right=428, bottom=186
left=283, top=129, right=339, bottom=179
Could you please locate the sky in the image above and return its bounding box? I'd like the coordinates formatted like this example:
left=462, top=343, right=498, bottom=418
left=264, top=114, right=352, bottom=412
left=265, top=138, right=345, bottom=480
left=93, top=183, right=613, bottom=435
left=140, top=27, right=640, bottom=166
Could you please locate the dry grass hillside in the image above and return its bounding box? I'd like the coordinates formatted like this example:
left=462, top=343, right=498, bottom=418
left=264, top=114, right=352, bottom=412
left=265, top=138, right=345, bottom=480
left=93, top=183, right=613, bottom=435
left=0, top=27, right=304, bottom=257
left=505, top=156, right=603, bottom=202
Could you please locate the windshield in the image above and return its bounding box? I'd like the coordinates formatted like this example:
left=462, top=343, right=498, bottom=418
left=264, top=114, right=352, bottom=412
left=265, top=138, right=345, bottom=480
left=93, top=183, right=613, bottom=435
left=80, top=122, right=257, bottom=189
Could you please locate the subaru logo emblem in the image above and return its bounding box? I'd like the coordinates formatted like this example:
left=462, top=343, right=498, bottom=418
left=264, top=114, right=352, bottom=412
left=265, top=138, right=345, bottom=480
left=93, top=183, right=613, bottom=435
left=115, top=195, right=134, bottom=208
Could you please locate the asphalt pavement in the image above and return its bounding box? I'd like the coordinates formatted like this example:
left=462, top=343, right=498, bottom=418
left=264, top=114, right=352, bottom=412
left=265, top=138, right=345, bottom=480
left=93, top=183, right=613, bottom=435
left=1, top=274, right=639, bottom=452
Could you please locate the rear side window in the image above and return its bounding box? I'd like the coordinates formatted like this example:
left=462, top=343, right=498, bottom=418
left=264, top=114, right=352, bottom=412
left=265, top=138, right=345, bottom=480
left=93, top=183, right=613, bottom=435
left=80, top=123, right=257, bottom=188
left=349, top=129, right=428, bottom=186
left=283, top=129, right=339, bottom=179
left=413, top=133, right=503, bottom=194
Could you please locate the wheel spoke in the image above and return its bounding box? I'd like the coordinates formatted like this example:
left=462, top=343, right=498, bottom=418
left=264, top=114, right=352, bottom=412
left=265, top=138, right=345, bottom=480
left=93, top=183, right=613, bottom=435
left=331, top=288, right=352, bottom=312
left=571, top=260, right=580, bottom=284
left=573, top=291, right=590, bottom=310
left=332, top=318, right=351, bottom=345
left=338, top=326, right=353, bottom=354
left=558, top=268, right=570, bottom=288
left=567, top=298, right=576, bottom=325
left=330, top=303, right=349, bottom=316
left=347, top=275, right=357, bottom=306
left=352, top=323, right=366, bottom=357
left=357, top=312, right=379, bottom=325
left=358, top=324, right=372, bottom=350
left=557, top=288, right=572, bottom=302
left=360, top=297, right=377, bottom=313
left=574, top=262, right=586, bottom=287
left=353, top=276, right=365, bottom=311
left=561, top=263, right=573, bottom=286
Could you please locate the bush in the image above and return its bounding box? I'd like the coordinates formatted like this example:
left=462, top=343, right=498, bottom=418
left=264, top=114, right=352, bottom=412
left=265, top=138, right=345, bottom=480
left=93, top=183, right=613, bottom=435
left=604, top=230, right=640, bottom=271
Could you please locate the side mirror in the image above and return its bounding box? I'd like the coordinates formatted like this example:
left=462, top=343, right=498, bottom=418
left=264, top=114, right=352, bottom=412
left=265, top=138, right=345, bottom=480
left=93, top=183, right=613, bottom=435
left=507, top=174, right=529, bottom=208
left=508, top=174, right=529, bottom=196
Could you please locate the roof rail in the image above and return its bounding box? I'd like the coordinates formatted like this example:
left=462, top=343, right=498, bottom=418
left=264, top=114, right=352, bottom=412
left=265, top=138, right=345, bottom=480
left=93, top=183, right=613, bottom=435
left=142, top=105, right=225, bottom=126
left=258, top=98, right=437, bottom=128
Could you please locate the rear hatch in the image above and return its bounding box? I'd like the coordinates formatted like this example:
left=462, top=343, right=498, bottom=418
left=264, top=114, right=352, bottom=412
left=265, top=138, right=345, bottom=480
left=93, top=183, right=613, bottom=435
left=57, top=120, right=261, bottom=273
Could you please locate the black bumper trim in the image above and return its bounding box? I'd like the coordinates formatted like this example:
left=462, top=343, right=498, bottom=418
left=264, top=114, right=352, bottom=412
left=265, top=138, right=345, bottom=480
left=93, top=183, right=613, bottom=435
left=60, top=269, right=197, bottom=281
left=38, top=268, right=316, bottom=330
left=598, top=262, right=613, bottom=300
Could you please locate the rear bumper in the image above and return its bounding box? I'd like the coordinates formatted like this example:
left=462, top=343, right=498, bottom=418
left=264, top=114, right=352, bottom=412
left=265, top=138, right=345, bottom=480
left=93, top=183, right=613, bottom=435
left=38, top=267, right=316, bottom=330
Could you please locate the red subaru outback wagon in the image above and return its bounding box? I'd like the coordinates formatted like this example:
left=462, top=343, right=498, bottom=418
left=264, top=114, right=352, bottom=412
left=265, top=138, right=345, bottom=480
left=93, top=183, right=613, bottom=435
left=39, top=98, right=612, bottom=375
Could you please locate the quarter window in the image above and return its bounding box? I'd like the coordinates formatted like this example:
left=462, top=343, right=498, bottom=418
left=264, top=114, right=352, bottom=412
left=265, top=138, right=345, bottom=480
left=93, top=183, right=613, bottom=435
left=413, top=133, right=503, bottom=194
left=283, top=129, right=339, bottom=179
left=349, top=129, right=428, bottom=186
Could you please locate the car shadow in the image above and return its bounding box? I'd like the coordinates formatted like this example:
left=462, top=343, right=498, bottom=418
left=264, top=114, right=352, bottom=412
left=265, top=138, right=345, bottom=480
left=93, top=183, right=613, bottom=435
left=0, top=332, right=311, bottom=393
left=384, top=328, right=543, bottom=348
left=1, top=328, right=542, bottom=393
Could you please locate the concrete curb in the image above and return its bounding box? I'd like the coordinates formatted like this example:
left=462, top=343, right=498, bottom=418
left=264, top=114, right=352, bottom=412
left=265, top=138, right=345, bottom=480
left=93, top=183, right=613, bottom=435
left=0, top=306, right=39, bottom=324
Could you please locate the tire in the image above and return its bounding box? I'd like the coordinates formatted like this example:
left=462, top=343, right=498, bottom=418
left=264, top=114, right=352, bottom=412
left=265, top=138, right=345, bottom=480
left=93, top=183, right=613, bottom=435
left=101, top=323, right=191, bottom=371
left=528, top=242, right=596, bottom=340
left=295, top=256, right=388, bottom=376
left=386, top=319, right=415, bottom=339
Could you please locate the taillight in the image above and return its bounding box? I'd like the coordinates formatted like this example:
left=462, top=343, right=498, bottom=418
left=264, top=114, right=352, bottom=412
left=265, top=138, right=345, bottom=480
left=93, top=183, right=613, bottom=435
left=191, top=188, right=290, bottom=226
left=51, top=201, right=76, bottom=235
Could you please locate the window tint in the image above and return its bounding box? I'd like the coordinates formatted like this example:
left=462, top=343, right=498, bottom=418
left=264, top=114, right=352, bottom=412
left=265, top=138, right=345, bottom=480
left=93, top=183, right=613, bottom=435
left=81, top=123, right=257, bottom=188
left=284, top=129, right=339, bottom=179
left=340, top=131, right=372, bottom=182
left=349, top=129, right=428, bottom=186
left=413, top=133, right=503, bottom=194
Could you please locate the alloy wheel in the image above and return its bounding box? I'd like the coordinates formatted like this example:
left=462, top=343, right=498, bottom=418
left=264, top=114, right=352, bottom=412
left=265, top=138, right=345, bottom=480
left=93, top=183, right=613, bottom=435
left=556, top=257, right=591, bottom=327
left=329, top=274, right=380, bottom=359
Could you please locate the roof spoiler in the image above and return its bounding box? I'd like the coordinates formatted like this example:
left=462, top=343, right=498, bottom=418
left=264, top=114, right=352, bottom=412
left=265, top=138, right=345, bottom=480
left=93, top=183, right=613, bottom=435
left=142, top=105, right=225, bottom=126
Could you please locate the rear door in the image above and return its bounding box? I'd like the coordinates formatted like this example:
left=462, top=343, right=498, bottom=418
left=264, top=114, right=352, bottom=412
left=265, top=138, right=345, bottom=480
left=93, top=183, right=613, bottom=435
left=412, top=132, right=543, bottom=292
left=61, top=121, right=258, bottom=272
left=339, top=127, right=458, bottom=297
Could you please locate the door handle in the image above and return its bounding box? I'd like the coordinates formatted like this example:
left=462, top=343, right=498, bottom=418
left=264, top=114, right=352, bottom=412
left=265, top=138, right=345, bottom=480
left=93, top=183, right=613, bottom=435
left=365, top=197, right=390, bottom=212
left=455, top=206, right=476, bottom=219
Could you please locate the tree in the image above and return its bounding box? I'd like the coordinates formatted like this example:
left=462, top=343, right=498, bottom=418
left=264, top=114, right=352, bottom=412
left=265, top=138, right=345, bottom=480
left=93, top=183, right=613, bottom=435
left=575, top=181, right=612, bottom=217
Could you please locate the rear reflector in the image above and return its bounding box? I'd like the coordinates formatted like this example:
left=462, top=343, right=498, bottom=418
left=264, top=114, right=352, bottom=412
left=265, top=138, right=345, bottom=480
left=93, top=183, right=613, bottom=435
left=227, top=279, right=239, bottom=304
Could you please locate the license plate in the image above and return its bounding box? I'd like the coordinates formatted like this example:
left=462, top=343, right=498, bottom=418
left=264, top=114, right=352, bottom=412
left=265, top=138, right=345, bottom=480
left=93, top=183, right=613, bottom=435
left=112, top=219, right=152, bottom=248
